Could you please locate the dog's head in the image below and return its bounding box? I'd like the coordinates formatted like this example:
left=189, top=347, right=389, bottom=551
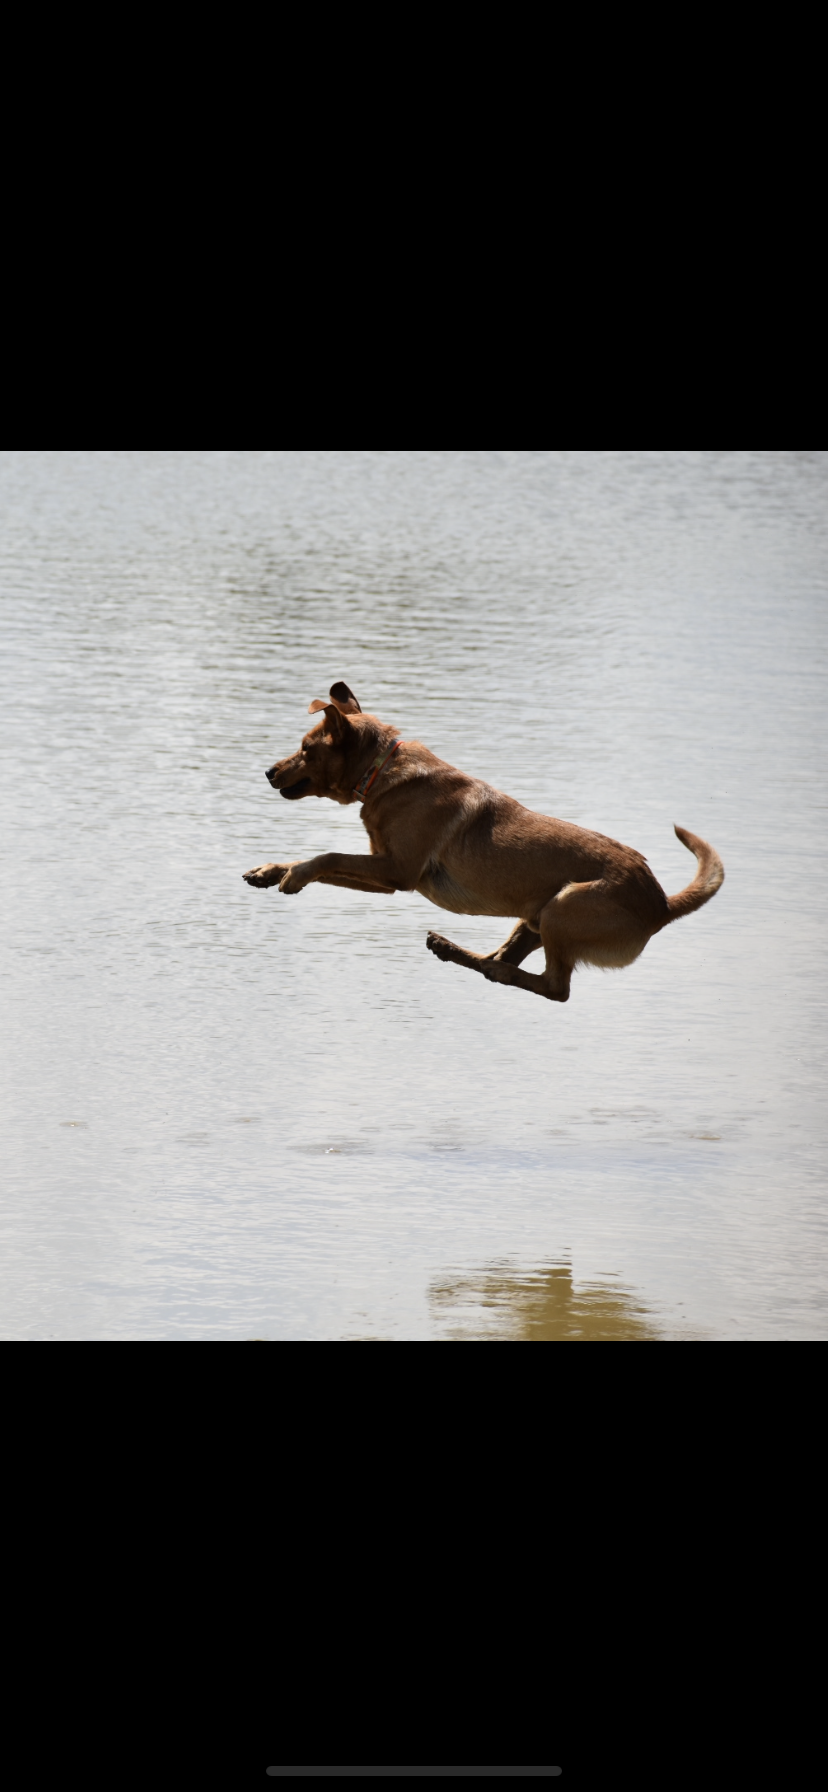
left=265, top=682, right=374, bottom=805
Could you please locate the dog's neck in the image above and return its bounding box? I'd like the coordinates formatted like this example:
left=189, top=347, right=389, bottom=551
left=352, top=736, right=404, bottom=803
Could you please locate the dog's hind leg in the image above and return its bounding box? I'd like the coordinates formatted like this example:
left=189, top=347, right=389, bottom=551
left=428, top=885, right=653, bottom=1005
left=467, top=881, right=651, bottom=1002
left=478, top=882, right=649, bottom=1002
left=426, top=919, right=542, bottom=975
left=480, top=951, right=573, bottom=1002
left=491, top=920, right=543, bottom=965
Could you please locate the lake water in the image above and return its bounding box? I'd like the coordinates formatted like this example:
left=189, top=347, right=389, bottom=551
left=2, top=450, right=826, bottom=1339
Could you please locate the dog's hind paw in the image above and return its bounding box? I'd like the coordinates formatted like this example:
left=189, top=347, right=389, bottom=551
left=243, top=862, right=289, bottom=888
left=426, top=931, right=454, bottom=961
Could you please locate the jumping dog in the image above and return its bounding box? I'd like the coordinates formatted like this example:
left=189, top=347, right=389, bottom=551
left=244, top=683, right=724, bottom=1004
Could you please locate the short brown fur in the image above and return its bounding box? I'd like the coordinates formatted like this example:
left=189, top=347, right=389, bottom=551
left=243, top=684, right=724, bottom=1004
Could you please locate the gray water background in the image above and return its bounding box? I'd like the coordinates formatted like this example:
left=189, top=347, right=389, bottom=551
left=1, top=450, right=826, bottom=1339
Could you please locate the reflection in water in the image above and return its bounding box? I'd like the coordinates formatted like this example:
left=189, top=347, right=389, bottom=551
left=430, top=1261, right=662, bottom=1340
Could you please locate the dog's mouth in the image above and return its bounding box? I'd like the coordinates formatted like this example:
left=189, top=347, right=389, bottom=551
left=279, top=777, right=312, bottom=800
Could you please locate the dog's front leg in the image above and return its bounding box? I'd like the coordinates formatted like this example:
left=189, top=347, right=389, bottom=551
left=243, top=860, right=395, bottom=893
left=317, top=874, right=397, bottom=894
left=278, top=851, right=409, bottom=895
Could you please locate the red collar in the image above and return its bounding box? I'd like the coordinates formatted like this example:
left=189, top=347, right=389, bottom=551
left=353, top=739, right=404, bottom=803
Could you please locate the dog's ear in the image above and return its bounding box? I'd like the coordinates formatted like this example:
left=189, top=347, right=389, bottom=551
left=329, top=682, right=362, bottom=714
left=308, top=682, right=361, bottom=721
left=307, top=700, right=352, bottom=742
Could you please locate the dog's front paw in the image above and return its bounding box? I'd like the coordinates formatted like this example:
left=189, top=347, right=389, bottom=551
left=426, top=931, right=453, bottom=961
left=243, top=862, right=289, bottom=888
left=278, top=865, right=306, bottom=895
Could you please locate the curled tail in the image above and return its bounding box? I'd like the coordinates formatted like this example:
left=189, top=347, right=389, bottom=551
left=664, top=826, right=724, bottom=924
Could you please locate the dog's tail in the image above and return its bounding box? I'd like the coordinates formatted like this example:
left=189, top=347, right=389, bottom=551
left=662, top=826, right=724, bottom=925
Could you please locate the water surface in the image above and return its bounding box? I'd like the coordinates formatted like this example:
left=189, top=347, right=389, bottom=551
left=1, top=451, right=826, bottom=1337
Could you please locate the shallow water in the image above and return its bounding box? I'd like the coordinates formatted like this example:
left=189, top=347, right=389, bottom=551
left=1, top=450, right=827, bottom=1338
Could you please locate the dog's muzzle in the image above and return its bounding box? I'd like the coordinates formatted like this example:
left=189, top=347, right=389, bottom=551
left=266, top=766, right=312, bottom=799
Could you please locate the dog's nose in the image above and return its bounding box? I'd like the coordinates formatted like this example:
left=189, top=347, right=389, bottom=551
left=265, top=768, right=276, bottom=784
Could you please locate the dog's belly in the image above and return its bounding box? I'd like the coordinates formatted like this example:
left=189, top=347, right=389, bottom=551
left=415, top=862, right=516, bottom=919
left=579, top=941, right=648, bottom=969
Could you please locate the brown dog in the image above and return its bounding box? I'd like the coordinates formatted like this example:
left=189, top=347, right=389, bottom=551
left=243, top=682, right=724, bottom=1004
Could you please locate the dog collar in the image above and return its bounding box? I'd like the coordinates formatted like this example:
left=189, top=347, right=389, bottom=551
left=353, top=739, right=404, bottom=803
